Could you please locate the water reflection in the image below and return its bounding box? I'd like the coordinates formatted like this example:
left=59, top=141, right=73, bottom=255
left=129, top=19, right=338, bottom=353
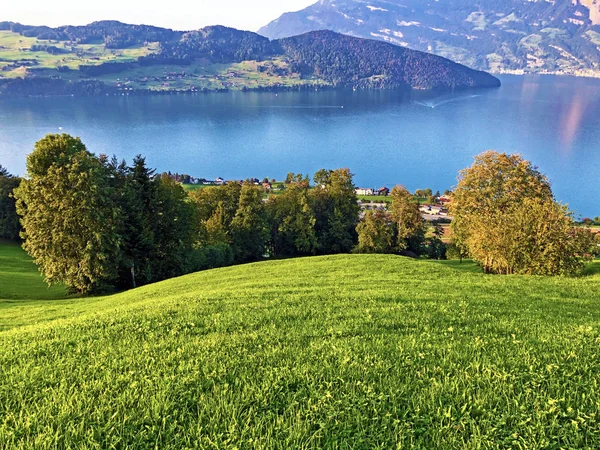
left=559, top=93, right=589, bottom=152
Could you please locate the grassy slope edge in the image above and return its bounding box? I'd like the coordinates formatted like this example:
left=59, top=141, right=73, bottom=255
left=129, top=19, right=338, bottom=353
left=1, top=243, right=600, bottom=447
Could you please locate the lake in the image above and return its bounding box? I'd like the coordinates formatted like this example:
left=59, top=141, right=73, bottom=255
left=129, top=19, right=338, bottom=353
left=1, top=74, right=599, bottom=217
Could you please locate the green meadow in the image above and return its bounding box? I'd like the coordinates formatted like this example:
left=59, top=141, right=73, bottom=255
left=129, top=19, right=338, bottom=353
left=0, top=30, right=157, bottom=77
left=0, top=30, right=324, bottom=92
left=2, top=241, right=600, bottom=448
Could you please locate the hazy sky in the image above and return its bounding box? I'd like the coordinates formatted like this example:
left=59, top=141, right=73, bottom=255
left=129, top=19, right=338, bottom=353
left=2, top=0, right=316, bottom=32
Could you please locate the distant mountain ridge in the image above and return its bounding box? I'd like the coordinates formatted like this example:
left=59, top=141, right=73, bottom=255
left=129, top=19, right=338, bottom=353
left=259, top=0, right=600, bottom=76
left=0, top=21, right=499, bottom=96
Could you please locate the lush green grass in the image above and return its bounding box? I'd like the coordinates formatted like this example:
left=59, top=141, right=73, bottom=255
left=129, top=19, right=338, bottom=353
left=357, top=195, right=391, bottom=203
left=0, top=241, right=67, bottom=302
left=181, top=184, right=211, bottom=192
left=2, top=247, right=600, bottom=447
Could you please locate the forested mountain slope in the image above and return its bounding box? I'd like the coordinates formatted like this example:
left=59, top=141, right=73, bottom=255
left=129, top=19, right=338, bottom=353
left=0, top=21, right=499, bottom=96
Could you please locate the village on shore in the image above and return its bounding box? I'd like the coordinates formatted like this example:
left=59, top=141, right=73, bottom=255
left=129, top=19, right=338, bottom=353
left=168, top=173, right=452, bottom=222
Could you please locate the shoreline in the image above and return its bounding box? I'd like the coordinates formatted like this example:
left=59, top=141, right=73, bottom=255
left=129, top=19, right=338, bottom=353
left=0, top=80, right=502, bottom=99
left=5, top=70, right=600, bottom=99
left=490, top=70, right=600, bottom=80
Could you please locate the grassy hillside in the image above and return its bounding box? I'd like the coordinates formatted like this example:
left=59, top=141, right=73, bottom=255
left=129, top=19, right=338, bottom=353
left=2, top=242, right=600, bottom=447
left=0, top=241, right=66, bottom=302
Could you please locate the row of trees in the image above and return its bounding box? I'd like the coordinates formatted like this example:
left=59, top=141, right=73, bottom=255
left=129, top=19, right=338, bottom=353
left=8, top=136, right=597, bottom=294
left=10, top=134, right=438, bottom=294
left=355, top=186, right=437, bottom=257
left=14, top=135, right=199, bottom=293
left=191, top=169, right=362, bottom=259
left=6, top=135, right=378, bottom=294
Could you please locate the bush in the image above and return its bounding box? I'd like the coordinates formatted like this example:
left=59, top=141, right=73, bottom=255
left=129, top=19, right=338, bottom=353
left=188, top=243, right=235, bottom=272
left=446, top=242, right=465, bottom=261
left=423, top=237, right=446, bottom=260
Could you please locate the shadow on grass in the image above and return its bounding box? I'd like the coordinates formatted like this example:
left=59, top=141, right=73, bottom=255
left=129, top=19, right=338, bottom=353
left=582, top=260, right=600, bottom=276
left=424, top=259, right=484, bottom=274
left=431, top=258, right=600, bottom=278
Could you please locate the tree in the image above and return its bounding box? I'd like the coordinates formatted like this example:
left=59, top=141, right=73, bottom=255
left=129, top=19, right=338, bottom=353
left=445, top=242, right=464, bottom=261
left=310, top=168, right=359, bottom=254
left=14, top=134, right=121, bottom=294
left=355, top=210, right=394, bottom=254
left=594, top=233, right=600, bottom=257
left=268, top=174, right=317, bottom=257
left=117, top=155, right=157, bottom=288
left=390, top=185, right=425, bottom=254
left=451, top=151, right=552, bottom=219
left=451, top=151, right=552, bottom=273
left=423, top=220, right=446, bottom=260
left=464, top=198, right=594, bottom=275
left=150, top=174, right=197, bottom=281
left=451, top=151, right=591, bottom=275
left=415, top=188, right=432, bottom=198
left=189, top=182, right=241, bottom=246
left=0, top=166, right=21, bottom=241
left=230, top=182, right=269, bottom=262
left=204, top=201, right=230, bottom=245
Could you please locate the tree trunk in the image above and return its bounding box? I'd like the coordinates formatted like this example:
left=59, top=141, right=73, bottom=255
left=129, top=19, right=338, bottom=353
left=131, top=263, right=136, bottom=289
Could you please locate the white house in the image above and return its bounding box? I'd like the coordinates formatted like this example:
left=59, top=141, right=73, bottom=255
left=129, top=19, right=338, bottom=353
left=355, top=188, right=374, bottom=196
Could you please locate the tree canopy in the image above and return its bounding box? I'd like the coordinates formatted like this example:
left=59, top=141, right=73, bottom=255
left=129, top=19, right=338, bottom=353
left=14, top=135, right=121, bottom=293
left=450, top=151, right=594, bottom=275
left=14, top=135, right=199, bottom=293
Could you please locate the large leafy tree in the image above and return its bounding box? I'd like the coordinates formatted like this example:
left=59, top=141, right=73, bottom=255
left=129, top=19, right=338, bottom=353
left=451, top=151, right=592, bottom=275
left=0, top=165, right=21, bottom=241
left=14, top=134, right=121, bottom=293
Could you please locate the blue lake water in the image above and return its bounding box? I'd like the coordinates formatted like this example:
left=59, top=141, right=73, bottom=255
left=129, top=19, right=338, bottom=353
left=1, top=74, right=599, bottom=217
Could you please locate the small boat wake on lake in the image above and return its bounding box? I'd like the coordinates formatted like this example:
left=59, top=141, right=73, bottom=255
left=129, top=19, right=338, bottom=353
left=414, top=94, right=481, bottom=109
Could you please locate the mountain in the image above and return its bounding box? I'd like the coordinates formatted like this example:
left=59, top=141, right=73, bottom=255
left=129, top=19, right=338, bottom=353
left=259, top=0, right=600, bottom=76
left=278, top=30, right=499, bottom=89
left=0, top=21, right=499, bottom=96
